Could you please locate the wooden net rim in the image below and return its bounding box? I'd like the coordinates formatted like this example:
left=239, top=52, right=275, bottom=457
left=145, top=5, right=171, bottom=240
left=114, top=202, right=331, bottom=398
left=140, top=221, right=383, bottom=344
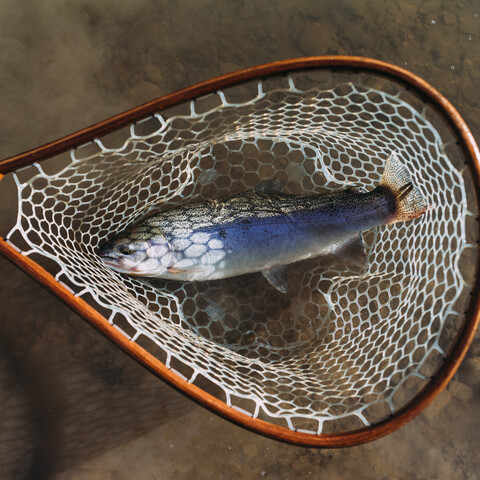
left=0, top=56, right=479, bottom=447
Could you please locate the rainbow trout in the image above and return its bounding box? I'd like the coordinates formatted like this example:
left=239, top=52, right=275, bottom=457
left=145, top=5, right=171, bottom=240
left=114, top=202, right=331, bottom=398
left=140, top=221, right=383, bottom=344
left=99, top=152, right=429, bottom=292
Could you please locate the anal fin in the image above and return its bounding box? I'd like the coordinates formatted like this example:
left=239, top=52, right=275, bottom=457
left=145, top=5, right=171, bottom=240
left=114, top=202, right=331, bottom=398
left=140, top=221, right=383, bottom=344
left=334, top=234, right=367, bottom=269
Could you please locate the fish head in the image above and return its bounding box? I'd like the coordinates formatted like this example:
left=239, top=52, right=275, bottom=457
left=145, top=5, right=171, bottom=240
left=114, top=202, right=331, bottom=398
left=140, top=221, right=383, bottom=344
left=99, top=232, right=174, bottom=276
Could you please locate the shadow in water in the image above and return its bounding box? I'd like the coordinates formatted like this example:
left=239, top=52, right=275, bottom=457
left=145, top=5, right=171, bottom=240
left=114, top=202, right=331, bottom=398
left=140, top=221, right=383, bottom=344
left=0, top=262, right=191, bottom=478
left=147, top=250, right=366, bottom=362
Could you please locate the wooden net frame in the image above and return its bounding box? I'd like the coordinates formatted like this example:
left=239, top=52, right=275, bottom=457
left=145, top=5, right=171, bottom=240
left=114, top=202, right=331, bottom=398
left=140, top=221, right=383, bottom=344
left=0, top=57, right=479, bottom=447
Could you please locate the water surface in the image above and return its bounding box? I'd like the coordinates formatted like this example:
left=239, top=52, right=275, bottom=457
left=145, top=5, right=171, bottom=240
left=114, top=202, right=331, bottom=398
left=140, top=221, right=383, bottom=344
left=0, top=1, right=479, bottom=479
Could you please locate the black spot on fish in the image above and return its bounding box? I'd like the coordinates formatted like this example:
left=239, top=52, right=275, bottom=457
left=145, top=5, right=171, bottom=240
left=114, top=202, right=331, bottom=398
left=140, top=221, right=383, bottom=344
left=219, top=229, right=227, bottom=239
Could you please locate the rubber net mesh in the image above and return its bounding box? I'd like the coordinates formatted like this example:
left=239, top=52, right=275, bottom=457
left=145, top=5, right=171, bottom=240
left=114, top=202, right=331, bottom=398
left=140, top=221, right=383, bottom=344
left=5, top=72, right=476, bottom=434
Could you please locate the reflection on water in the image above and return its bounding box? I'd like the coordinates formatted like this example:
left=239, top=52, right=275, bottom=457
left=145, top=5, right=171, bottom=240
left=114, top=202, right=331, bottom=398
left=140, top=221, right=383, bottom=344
left=0, top=0, right=480, bottom=478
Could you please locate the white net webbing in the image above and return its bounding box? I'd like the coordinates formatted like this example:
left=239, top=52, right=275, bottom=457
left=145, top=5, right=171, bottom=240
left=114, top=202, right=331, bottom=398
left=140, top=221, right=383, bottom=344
left=5, top=72, right=476, bottom=434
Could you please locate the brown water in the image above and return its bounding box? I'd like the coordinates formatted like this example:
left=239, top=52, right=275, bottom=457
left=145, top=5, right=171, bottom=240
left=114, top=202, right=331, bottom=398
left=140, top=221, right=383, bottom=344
left=0, top=1, right=479, bottom=479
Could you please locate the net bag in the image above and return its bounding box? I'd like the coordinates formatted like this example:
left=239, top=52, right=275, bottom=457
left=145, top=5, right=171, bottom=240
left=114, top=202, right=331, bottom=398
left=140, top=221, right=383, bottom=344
left=1, top=57, right=479, bottom=447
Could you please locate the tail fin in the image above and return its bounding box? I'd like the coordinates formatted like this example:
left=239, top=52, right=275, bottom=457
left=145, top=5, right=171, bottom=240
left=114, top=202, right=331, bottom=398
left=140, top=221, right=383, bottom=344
left=380, top=152, right=431, bottom=223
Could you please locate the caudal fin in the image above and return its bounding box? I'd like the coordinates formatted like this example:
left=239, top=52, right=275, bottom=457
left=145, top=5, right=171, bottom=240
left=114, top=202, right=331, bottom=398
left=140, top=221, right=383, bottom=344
left=380, top=152, right=431, bottom=223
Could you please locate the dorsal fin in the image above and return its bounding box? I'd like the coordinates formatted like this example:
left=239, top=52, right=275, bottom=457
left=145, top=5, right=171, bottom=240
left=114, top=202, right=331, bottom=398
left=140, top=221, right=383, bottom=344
left=254, top=178, right=287, bottom=194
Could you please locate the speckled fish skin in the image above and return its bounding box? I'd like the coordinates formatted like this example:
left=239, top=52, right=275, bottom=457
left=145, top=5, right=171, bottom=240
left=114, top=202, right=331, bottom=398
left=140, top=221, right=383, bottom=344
left=99, top=152, right=430, bottom=289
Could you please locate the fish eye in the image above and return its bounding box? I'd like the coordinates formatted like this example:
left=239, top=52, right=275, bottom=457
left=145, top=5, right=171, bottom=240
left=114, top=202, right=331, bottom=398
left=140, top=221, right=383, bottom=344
left=117, top=244, right=135, bottom=256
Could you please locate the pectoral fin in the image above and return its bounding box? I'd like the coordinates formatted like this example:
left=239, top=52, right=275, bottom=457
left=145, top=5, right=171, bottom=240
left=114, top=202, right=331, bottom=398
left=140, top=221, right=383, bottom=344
left=167, top=266, right=208, bottom=274
left=261, top=265, right=289, bottom=293
left=334, top=234, right=367, bottom=268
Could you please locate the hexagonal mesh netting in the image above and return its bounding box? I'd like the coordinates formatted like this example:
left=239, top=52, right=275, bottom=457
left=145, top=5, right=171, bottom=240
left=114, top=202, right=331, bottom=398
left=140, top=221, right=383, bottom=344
left=4, top=71, right=477, bottom=435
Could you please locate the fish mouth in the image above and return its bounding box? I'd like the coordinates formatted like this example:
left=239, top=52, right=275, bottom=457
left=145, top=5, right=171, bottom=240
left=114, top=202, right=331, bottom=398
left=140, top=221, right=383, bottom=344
left=100, top=256, right=132, bottom=272
left=100, top=256, right=121, bottom=265
left=100, top=257, right=147, bottom=276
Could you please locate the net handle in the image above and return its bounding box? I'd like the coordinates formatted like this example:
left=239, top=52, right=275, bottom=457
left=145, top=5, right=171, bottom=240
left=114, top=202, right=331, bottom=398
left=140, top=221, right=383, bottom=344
left=0, top=56, right=479, bottom=447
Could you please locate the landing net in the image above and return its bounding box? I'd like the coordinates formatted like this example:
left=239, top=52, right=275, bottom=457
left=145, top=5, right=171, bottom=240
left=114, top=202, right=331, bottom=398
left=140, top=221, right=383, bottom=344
left=4, top=70, right=477, bottom=435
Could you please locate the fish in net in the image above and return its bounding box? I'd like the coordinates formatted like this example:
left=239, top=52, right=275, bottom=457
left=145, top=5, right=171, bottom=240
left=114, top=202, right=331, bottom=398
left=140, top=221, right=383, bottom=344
left=0, top=58, right=478, bottom=446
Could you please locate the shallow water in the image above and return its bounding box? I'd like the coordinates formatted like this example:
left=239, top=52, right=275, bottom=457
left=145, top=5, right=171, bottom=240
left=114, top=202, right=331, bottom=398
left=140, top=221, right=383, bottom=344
left=0, top=0, right=479, bottom=479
